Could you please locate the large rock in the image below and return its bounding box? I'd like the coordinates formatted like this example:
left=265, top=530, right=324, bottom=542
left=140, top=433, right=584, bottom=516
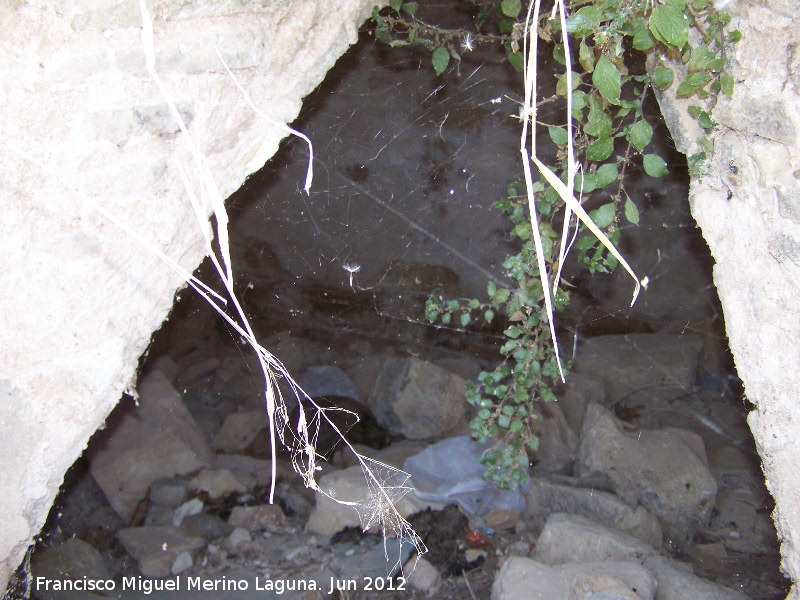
left=89, top=371, right=214, bottom=522
left=573, top=334, right=703, bottom=405
left=116, top=526, right=205, bottom=577
left=643, top=556, right=750, bottom=600
left=0, top=0, right=384, bottom=590
left=526, top=480, right=662, bottom=550
left=212, top=410, right=270, bottom=453
left=369, top=357, right=469, bottom=440
left=535, top=513, right=656, bottom=566
left=31, top=538, right=110, bottom=600
left=577, top=404, right=717, bottom=539
left=304, top=464, right=445, bottom=535
left=492, top=557, right=657, bottom=600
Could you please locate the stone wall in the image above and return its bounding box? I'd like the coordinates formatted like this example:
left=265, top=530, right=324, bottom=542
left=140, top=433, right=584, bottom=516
left=655, top=0, right=800, bottom=595
left=0, top=0, right=376, bottom=592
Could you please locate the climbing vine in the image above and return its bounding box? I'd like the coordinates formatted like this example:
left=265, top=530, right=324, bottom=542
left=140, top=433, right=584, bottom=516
left=373, top=0, right=739, bottom=489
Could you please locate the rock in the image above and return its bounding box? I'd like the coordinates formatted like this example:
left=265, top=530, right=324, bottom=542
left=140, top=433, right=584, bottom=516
left=183, top=358, right=221, bottom=383
left=216, top=355, right=245, bottom=384
left=267, top=334, right=322, bottom=374
left=172, top=498, right=204, bottom=527
left=434, top=357, right=482, bottom=380
left=556, top=372, right=606, bottom=435
left=531, top=401, right=579, bottom=476
left=31, top=538, right=110, bottom=596
left=228, top=504, right=287, bottom=533
left=525, top=478, right=663, bottom=549
left=406, top=556, right=440, bottom=594
left=297, top=365, right=359, bottom=400
left=180, top=513, right=234, bottom=540
left=224, top=527, right=252, bottom=549
left=484, top=508, right=520, bottom=530
left=115, top=526, right=204, bottom=577
left=535, top=513, right=656, bottom=566
left=144, top=504, right=175, bottom=527
left=150, top=356, right=179, bottom=383
left=577, top=404, right=717, bottom=539
left=212, top=410, right=270, bottom=453
left=370, top=357, right=469, bottom=440
left=89, top=371, right=214, bottom=522
left=170, top=551, right=193, bottom=575
left=343, top=354, right=387, bottom=404
left=643, top=555, right=751, bottom=600
left=492, top=557, right=656, bottom=600
left=275, top=481, right=314, bottom=519
left=573, top=334, right=704, bottom=405
left=188, top=468, right=247, bottom=501
left=305, top=464, right=445, bottom=535
left=214, top=454, right=277, bottom=489
left=149, top=478, right=189, bottom=508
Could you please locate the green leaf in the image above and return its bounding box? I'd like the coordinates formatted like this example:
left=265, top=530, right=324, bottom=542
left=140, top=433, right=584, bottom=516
left=589, top=202, right=616, bottom=228
left=504, top=326, right=523, bottom=339
left=484, top=309, right=495, bottom=323
left=487, top=281, right=496, bottom=297
left=653, top=66, right=675, bottom=89
left=688, top=45, right=717, bottom=72
left=441, top=312, right=451, bottom=325
left=548, top=126, right=569, bottom=146
left=632, top=28, right=656, bottom=51
left=649, top=5, right=689, bottom=49
left=720, top=73, right=734, bottom=98
left=587, top=137, right=614, bottom=161
left=593, top=55, right=621, bottom=104
left=432, top=46, right=450, bottom=76
left=566, top=14, right=593, bottom=35
left=729, top=30, right=742, bottom=43
left=506, top=46, right=524, bottom=72
left=498, top=17, right=514, bottom=34
left=493, top=288, right=510, bottom=303
left=512, top=222, right=532, bottom=240
left=446, top=299, right=459, bottom=310
left=643, top=154, right=668, bottom=177
left=629, top=120, right=653, bottom=151
left=389, top=0, right=402, bottom=11
left=624, top=197, right=640, bottom=225
left=579, top=40, right=594, bottom=72
left=460, top=313, right=471, bottom=327
left=574, top=172, right=597, bottom=194
left=402, top=1, right=418, bottom=15
left=676, top=72, right=712, bottom=96
left=584, top=113, right=612, bottom=139
left=509, top=420, right=523, bottom=433
left=500, top=0, right=522, bottom=18
left=555, top=71, right=582, bottom=96
left=595, top=163, right=618, bottom=188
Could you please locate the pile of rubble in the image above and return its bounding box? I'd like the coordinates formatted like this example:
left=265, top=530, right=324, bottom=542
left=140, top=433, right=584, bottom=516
left=25, top=331, right=785, bottom=600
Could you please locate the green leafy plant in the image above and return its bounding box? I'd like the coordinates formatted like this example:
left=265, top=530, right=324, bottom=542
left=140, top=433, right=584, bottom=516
left=375, top=0, right=739, bottom=488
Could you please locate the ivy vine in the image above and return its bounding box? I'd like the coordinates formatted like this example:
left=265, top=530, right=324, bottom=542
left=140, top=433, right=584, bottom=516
left=373, top=0, right=739, bottom=489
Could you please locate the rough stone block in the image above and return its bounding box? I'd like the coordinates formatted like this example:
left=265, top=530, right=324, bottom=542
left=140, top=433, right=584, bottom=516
left=89, top=371, right=213, bottom=522
left=535, top=513, right=656, bottom=566
left=370, top=358, right=469, bottom=440
left=116, top=526, right=204, bottom=577
left=491, top=557, right=656, bottom=600
left=573, top=334, right=703, bottom=405
left=525, top=478, right=662, bottom=550
left=577, top=404, right=717, bottom=540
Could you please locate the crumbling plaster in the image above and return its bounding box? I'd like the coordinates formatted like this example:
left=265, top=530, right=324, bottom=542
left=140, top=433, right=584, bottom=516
left=0, top=0, right=378, bottom=592
left=655, top=0, right=800, bottom=595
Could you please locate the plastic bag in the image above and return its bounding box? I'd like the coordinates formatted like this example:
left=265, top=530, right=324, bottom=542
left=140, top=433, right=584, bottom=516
left=402, top=436, right=528, bottom=517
